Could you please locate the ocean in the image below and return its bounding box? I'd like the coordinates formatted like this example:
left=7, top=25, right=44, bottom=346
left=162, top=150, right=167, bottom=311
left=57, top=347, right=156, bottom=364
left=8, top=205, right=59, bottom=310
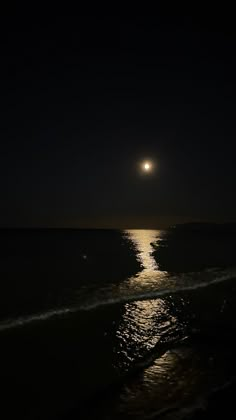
left=1, top=228, right=236, bottom=419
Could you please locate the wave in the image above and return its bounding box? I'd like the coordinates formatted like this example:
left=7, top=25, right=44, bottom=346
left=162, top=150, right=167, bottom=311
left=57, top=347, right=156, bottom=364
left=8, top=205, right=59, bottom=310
left=79, top=267, right=236, bottom=310
left=0, top=267, right=236, bottom=332
left=0, top=306, right=80, bottom=332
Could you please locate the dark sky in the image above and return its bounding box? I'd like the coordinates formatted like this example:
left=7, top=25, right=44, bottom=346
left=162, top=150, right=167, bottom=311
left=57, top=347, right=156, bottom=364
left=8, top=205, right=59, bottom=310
left=1, top=13, right=236, bottom=228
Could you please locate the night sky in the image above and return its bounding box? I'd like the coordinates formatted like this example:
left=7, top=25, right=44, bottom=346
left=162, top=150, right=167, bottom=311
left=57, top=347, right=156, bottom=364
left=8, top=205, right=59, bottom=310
left=1, top=13, right=236, bottom=228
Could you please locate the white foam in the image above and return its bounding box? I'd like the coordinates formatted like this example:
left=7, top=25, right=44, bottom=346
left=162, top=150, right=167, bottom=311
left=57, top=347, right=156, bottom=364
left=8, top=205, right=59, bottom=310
left=80, top=268, right=236, bottom=311
left=0, top=267, right=235, bottom=332
left=0, top=306, right=78, bottom=331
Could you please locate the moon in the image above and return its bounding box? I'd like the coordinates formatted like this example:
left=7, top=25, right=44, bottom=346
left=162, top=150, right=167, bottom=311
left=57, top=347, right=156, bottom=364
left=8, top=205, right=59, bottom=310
left=141, top=160, right=153, bottom=173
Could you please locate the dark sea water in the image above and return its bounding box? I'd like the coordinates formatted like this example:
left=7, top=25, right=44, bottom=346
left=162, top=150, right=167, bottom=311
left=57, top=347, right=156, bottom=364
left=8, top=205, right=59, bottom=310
left=1, top=228, right=236, bottom=419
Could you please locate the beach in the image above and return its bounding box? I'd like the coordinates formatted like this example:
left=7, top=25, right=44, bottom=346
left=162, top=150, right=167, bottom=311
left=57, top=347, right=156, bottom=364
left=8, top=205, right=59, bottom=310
left=1, top=228, right=236, bottom=419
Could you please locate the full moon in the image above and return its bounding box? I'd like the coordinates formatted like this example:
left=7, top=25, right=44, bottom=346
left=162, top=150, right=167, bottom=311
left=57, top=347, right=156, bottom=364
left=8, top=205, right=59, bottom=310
left=142, top=161, right=153, bottom=172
